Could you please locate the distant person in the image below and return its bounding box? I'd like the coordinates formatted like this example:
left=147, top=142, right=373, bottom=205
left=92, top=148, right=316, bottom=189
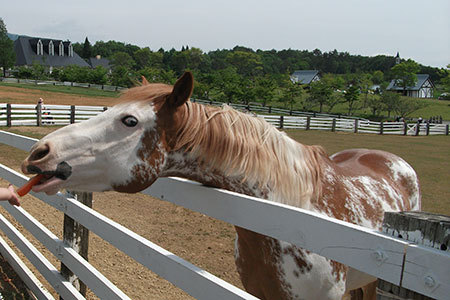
left=0, top=184, right=20, bottom=206
left=418, top=117, right=423, bottom=124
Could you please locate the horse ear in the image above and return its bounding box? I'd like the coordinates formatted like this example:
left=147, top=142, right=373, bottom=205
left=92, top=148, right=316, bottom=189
left=167, top=71, right=194, bottom=108
left=141, top=76, right=150, bottom=86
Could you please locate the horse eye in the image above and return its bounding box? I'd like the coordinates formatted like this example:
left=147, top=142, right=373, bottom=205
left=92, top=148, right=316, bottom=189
left=122, top=116, right=138, bottom=127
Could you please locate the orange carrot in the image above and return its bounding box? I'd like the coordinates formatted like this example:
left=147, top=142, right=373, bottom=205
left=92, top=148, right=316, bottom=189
left=17, top=174, right=45, bottom=196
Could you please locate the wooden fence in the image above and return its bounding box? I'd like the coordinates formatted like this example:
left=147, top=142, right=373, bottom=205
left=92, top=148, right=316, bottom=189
left=261, top=115, right=449, bottom=136
left=0, top=130, right=449, bottom=299
left=0, top=103, right=107, bottom=126
left=0, top=77, right=126, bottom=92
left=1, top=103, right=448, bottom=136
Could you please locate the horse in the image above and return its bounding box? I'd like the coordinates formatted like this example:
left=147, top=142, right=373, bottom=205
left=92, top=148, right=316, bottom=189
left=21, top=72, right=421, bottom=300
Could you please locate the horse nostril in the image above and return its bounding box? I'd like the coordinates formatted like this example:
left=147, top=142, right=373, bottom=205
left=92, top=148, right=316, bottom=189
left=29, top=143, right=50, bottom=162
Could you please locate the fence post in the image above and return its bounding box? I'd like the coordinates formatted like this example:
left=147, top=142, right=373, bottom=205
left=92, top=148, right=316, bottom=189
left=403, top=122, right=407, bottom=136
left=354, top=119, right=359, bottom=133
left=379, top=121, right=384, bottom=135
left=306, top=116, right=311, bottom=130
left=268, top=106, right=272, bottom=114
left=425, top=121, right=430, bottom=136
left=446, top=124, right=449, bottom=135
left=103, top=107, right=108, bottom=112
left=279, top=115, right=284, bottom=129
left=36, top=103, right=42, bottom=127
left=6, top=103, right=12, bottom=127
left=70, top=105, right=75, bottom=124
left=61, top=191, right=92, bottom=299
left=415, top=122, right=420, bottom=136
left=331, top=118, right=336, bottom=132
left=377, top=211, right=449, bottom=300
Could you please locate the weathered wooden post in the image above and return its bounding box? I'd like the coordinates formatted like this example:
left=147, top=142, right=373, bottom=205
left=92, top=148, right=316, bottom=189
left=379, top=121, right=384, bottom=135
left=36, top=102, right=42, bottom=127
left=70, top=105, right=76, bottom=124
left=403, top=122, right=407, bottom=136
left=354, top=119, right=359, bottom=133
left=60, top=191, right=92, bottom=299
left=331, top=118, right=336, bottom=132
left=306, top=116, right=311, bottom=130
left=377, top=211, right=449, bottom=300
left=425, top=121, right=430, bottom=136
left=6, top=103, right=12, bottom=127
left=445, top=124, right=449, bottom=136
left=279, top=115, right=284, bottom=129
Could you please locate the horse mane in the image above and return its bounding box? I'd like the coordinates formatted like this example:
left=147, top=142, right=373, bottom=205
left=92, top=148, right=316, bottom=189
left=174, top=102, right=326, bottom=207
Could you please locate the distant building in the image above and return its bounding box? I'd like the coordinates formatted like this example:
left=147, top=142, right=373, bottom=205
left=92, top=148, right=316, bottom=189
left=12, top=35, right=89, bottom=71
left=395, top=52, right=401, bottom=65
left=386, top=74, right=434, bottom=98
left=88, top=55, right=112, bottom=74
left=290, top=70, right=321, bottom=85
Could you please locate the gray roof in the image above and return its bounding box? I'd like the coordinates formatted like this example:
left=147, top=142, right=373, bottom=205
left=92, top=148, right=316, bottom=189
left=291, top=70, right=320, bottom=84
left=387, top=74, right=434, bottom=91
left=13, top=35, right=89, bottom=68
left=88, top=57, right=111, bottom=69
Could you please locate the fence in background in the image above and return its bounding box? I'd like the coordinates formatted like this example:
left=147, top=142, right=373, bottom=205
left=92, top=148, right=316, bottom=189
left=0, top=103, right=448, bottom=135
left=0, top=77, right=126, bottom=92
left=0, top=130, right=449, bottom=299
left=0, top=103, right=107, bottom=126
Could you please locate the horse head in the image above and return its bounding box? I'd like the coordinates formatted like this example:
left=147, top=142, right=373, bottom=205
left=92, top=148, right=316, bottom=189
left=21, top=72, right=194, bottom=195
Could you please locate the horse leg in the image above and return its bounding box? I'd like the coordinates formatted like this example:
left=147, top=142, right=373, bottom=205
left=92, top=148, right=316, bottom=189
left=361, top=281, right=377, bottom=300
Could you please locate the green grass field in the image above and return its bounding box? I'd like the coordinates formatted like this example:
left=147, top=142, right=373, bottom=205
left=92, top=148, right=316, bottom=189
left=0, top=82, right=120, bottom=98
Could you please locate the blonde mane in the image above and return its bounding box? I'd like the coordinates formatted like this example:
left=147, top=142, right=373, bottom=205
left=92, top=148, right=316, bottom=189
left=174, top=102, right=325, bottom=207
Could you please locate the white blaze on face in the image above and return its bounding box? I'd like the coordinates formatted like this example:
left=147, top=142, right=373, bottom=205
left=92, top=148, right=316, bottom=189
left=39, top=101, right=159, bottom=192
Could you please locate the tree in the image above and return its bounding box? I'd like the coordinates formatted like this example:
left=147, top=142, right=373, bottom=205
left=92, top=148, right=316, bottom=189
left=380, top=91, right=400, bottom=118
left=282, top=83, right=303, bottom=110
left=394, top=98, right=427, bottom=118
left=366, top=95, right=383, bottom=116
left=110, top=52, right=135, bottom=70
left=81, top=37, right=92, bottom=60
left=390, top=60, right=420, bottom=95
left=307, top=80, right=333, bottom=113
left=253, top=75, right=277, bottom=106
left=344, top=84, right=360, bottom=115
left=0, top=18, right=16, bottom=77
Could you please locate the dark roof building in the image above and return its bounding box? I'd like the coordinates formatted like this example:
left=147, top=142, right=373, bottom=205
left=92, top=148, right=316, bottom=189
left=88, top=56, right=111, bottom=69
left=290, top=70, right=321, bottom=84
left=386, top=74, right=434, bottom=98
left=13, top=35, right=89, bottom=68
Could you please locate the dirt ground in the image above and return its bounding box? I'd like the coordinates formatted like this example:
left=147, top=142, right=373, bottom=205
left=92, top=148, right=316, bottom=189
left=0, top=85, right=243, bottom=299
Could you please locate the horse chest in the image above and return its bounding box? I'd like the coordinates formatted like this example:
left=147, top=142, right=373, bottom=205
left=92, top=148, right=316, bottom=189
left=234, top=227, right=346, bottom=300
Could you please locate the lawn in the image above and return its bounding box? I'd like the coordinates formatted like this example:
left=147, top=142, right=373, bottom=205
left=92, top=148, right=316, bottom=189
left=0, top=82, right=120, bottom=98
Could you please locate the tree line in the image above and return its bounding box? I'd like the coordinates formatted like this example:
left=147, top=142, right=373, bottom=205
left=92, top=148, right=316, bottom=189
left=1, top=16, right=449, bottom=120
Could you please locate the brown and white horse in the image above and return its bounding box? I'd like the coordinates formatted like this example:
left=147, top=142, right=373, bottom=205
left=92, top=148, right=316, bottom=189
left=21, top=72, right=420, bottom=300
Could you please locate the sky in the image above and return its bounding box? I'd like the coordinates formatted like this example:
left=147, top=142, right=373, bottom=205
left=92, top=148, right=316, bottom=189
left=2, top=0, right=449, bottom=68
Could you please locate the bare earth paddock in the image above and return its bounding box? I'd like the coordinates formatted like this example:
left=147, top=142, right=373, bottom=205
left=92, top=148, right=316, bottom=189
left=0, top=85, right=448, bottom=299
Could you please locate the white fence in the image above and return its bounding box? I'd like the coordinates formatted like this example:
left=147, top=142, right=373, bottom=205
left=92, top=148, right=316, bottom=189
left=0, top=77, right=126, bottom=92
left=1, top=103, right=448, bottom=136
left=0, top=103, right=107, bottom=126
left=0, top=130, right=449, bottom=299
left=260, top=115, right=449, bottom=136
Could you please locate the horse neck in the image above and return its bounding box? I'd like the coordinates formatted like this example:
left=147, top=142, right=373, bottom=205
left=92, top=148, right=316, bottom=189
left=162, top=103, right=327, bottom=208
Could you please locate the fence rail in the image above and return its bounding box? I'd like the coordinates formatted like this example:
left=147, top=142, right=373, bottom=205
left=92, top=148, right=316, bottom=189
left=0, top=130, right=449, bottom=299
left=0, top=77, right=126, bottom=92
left=1, top=103, right=448, bottom=136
